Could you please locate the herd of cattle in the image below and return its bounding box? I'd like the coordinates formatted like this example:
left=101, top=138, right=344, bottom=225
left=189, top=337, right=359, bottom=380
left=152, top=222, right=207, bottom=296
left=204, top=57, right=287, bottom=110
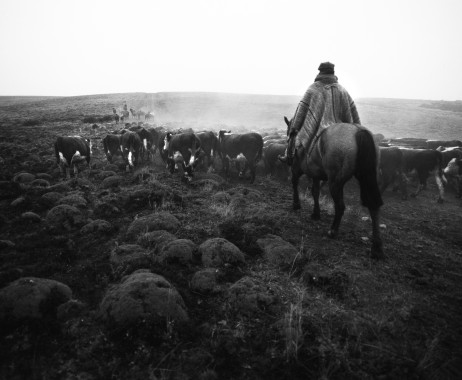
left=54, top=122, right=462, bottom=201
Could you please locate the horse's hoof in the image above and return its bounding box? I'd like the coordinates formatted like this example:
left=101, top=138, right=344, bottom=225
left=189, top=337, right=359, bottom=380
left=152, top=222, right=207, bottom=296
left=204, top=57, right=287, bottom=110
left=293, top=203, right=301, bottom=211
left=311, top=213, right=320, bottom=220
left=327, top=230, right=337, bottom=238
left=370, top=246, right=385, bottom=260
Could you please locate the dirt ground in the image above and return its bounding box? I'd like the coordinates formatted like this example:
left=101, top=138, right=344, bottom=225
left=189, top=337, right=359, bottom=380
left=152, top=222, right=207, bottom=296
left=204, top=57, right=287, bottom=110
left=0, top=117, right=462, bottom=380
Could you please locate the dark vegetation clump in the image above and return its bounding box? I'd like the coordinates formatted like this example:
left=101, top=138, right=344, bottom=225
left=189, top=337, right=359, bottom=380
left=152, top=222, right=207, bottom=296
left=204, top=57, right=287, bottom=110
left=82, top=115, right=114, bottom=123
left=22, top=118, right=42, bottom=126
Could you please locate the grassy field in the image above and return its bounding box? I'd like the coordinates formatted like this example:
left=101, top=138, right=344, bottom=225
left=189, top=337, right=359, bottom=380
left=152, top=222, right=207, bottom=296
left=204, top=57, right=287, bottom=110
left=1, top=92, right=461, bottom=140
left=0, top=92, right=461, bottom=379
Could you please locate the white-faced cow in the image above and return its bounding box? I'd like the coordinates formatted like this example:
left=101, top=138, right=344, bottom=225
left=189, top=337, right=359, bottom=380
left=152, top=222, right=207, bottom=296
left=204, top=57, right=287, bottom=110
left=128, top=126, right=154, bottom=162
left=378, top=147, right=408, bottom=199
left=195, top=131, right=219, bottom=172
left=443, top=158, right=462, bottom=198
left=120, top=131, right=142, bottom=172
left=218, top=130, right=263, bottom=184
left=163, top=132, right=201, bottom=180
left=102, top=134, right=122, bottom=163
left=436, top=146, right=462, bottom=167
left=400, top=148, right=445, bottom=202
left=54, top=136, right=91, bottom=179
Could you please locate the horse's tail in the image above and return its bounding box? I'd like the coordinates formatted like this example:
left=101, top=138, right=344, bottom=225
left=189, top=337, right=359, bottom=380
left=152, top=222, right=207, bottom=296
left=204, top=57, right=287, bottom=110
left=355, top=129, right=383, bottom=209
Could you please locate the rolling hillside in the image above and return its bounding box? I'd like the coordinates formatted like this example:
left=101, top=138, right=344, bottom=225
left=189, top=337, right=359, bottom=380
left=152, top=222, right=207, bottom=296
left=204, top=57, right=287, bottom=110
left=0, top=92, right=461, bottom=140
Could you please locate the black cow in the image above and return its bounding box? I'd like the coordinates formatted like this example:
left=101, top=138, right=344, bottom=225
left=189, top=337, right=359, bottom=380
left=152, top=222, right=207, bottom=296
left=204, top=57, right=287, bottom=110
left=195, top=131, right=219, bottom=171
left=163, top=132, right=201, bottom=179
left=400, top=148, right=445, bottom=202
left=218, top=130, right=263, bottom=184
left=120, top=131, right=142, bottom=172
left=378, top=147, right=408, bottom=199
left=127, top=126, right=153, bottom=162
left=263, top=143, right=289, bottom=179
left=426, top=139, right=462, bottom=150
left=443, top=158, right=462, bottom=197
left=102, top=134, right=121, bottom=163
left=54, top=136, right=91, bottom=178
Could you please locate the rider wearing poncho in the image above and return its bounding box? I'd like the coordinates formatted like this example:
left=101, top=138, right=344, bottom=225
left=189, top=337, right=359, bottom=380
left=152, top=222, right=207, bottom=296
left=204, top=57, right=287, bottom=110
left=280, top=62, right=361, bottom=163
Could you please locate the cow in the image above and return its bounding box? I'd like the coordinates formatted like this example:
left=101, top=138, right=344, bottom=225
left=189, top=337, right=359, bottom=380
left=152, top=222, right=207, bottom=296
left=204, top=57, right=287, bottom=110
left=378, top=147, right=408, bottom=199
left=54, top=136, right=91, bottom=179
left=120, top=131, right=142, bottom=172
left=195, top=131, right=219, bottom=172
left=443, top=158, right=462, bottom=197
left=436, top=146, right=462, bottom=167
left=163, top=132, right=201, bottom=180
left=400, top=148, right=445, bottom=202
left=102, top=134, right=122, bottom=163
left=218, top=130, right=263, bottom=184
left=263, top=143, right=289, bottom=180
left=426, top=139, right=462, bottom=150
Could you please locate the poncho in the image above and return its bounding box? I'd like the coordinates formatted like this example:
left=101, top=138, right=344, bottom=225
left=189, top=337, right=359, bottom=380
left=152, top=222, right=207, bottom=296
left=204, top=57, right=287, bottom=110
left=291, top=74, right=360, bottom=151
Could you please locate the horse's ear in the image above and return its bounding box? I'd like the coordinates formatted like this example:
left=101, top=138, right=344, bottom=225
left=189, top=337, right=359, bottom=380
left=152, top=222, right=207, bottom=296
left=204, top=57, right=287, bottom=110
left=284, top=116, right=290, bottom=127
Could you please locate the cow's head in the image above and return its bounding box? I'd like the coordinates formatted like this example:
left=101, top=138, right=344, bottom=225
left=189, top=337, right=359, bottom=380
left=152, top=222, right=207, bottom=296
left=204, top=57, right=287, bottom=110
left=218, top=130, right=232, bottom=144
left=163, top=132, right=173, bottom=151
left=70, top=150, right=88, bottom=166
left=444, top=158, right=462, bottom=177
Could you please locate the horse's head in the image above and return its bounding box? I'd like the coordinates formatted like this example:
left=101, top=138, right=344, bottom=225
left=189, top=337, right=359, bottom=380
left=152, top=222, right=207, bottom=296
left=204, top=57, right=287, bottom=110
left=284, top=116, right=297, bottom=165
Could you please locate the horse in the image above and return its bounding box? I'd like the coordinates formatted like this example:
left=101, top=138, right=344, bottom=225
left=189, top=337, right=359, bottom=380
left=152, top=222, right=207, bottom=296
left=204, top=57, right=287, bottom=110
left=122, top=110, right=130, bottom=120
left=145, top=112, right=154, bottom=121
left=284, top=116, right=384, bottom=259
left=136, top=110, right=146, bottom=120
left=130, top=108, right=136, bottom=118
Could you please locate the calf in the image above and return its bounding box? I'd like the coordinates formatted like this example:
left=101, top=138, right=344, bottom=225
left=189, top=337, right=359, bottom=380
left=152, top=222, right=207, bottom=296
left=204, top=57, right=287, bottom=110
left=378, top=147, right=408, bottom=199
left=263, top=143, right=289, bottom=180
left=195, top=131, right=219, bottom=172
left=102, top=134, right=121, bottom=163
left=120, top=131, right=142, bottom=172
left=218, top=130, right=263, bottom=184
left=54, top=136, right=91, bottom=179
left=443, top=158, right=462, bottom=197
left=163, top=132, right=201, bottom=180
left=400, top=148, right=445, bottom=202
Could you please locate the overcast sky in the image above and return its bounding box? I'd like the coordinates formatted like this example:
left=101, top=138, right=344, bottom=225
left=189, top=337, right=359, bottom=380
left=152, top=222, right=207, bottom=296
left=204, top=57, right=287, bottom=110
left=0, top=0, right=461, bottom=100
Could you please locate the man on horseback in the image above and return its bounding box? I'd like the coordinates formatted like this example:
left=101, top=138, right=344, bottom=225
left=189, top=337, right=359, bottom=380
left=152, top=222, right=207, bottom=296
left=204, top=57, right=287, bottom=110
left=279, top=62, right=361, bottom=163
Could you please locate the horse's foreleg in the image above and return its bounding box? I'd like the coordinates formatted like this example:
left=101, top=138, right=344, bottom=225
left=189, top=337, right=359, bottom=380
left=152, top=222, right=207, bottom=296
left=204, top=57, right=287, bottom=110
left=292, top=168, right=301, bottom=210
left=311, top=178, right=321, bottom=220
left=327, top=180, right=345, bottom=238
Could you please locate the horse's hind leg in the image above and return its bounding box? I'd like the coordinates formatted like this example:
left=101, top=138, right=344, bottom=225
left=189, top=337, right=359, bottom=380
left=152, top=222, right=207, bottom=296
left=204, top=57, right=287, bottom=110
left=369, top=207, right=384, bottom=259
left=311, top=178, right=321, bottom=220
left=327, top=180, right=346, bottom=238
